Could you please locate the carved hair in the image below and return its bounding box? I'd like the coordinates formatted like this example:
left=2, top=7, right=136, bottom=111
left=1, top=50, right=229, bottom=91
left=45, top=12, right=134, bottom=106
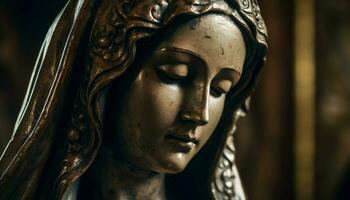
left=0, top=0, right=267, bottom=199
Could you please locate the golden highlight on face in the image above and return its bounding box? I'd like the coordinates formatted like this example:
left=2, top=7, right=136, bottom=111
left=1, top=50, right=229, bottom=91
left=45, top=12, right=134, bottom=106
left=108, top=14, right=246, bottom=173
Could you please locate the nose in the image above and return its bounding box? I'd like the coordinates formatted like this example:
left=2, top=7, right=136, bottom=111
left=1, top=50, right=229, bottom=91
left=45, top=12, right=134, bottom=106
left=180, top=83, right=210, bottom=126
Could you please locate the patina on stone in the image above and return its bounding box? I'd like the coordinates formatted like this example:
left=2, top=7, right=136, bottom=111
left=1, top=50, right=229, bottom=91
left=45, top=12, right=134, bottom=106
left=0, top=0, right=267, bottom=199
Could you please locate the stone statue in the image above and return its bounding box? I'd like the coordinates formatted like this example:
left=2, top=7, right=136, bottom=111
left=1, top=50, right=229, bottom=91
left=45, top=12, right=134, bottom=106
left=0, top=0, right=267, bottom=199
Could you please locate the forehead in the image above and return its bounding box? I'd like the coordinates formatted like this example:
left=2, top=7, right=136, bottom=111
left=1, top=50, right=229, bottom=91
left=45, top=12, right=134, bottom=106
left=157, top=14, right=246, bottom=74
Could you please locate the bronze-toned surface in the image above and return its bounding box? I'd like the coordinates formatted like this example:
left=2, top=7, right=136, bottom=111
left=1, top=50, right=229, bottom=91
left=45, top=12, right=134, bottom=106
left=0, top=0, right=267, bottom=199
left=235, top=1, right=294, bottom=199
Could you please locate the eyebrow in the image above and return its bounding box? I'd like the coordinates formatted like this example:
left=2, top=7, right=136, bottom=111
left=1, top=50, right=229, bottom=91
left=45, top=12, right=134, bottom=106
left=159, top=46, right=204, bottom=61
left=221, top=67, right=242, bottom=76
left=158, top=46, right=242, bottom=75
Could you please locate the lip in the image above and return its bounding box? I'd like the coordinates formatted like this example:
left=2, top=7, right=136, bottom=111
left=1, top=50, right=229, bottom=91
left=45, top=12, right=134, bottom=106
left=165, top=132, right=199, bottom=152
left=166, top=134, right=199, bottom=144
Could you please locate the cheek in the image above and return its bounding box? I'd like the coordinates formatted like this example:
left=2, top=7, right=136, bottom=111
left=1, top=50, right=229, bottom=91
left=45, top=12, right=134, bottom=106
left=136, top=71, right=184, bottom=131
left=120, top=70, right=184, bottom=149
left=210, top=97, right=225, bottom=124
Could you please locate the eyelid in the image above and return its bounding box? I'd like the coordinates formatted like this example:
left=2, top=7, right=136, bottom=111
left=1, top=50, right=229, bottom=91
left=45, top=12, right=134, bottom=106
left=157, top=64, right=189, bottom=78
left=215, top=79, right=233, bottom=93
left=210, top=79, right=233, bottom=98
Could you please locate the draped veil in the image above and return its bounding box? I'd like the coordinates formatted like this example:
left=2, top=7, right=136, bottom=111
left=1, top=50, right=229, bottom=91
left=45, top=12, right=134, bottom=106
left=0, top=0, right=268, bottom=199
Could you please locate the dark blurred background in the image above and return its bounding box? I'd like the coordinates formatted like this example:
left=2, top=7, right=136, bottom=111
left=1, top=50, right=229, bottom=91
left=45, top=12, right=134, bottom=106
left=0, top=0, right=349, bottom=199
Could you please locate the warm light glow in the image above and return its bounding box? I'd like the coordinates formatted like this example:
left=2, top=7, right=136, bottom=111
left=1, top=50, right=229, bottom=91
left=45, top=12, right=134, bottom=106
left=295, top=0, right=315, bottom=199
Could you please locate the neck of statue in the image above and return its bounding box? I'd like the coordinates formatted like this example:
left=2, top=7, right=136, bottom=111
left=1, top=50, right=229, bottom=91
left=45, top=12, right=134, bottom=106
left=78, top=146, right=166, bottom=200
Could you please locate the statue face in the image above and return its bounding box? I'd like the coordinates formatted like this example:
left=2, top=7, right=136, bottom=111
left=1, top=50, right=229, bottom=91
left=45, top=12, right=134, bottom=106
left=109, top=14, right=246, bottom=173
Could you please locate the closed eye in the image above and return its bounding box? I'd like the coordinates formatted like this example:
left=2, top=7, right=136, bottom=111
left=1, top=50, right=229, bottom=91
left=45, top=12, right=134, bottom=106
left=210, top=79, right=232, bottom=98
left=210, top=86, right=226, bottom=98
left=156, top=64, right=189, bottom=83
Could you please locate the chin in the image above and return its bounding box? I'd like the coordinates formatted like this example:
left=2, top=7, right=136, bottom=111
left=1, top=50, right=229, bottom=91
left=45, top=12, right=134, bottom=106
left=152, top=153, right=192, bottom=174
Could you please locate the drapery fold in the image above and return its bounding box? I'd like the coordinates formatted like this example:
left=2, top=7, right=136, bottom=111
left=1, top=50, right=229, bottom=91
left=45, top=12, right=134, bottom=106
left=0, top=0, right=94, bottom=198
left=0, top=0, right=267, bottom=199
